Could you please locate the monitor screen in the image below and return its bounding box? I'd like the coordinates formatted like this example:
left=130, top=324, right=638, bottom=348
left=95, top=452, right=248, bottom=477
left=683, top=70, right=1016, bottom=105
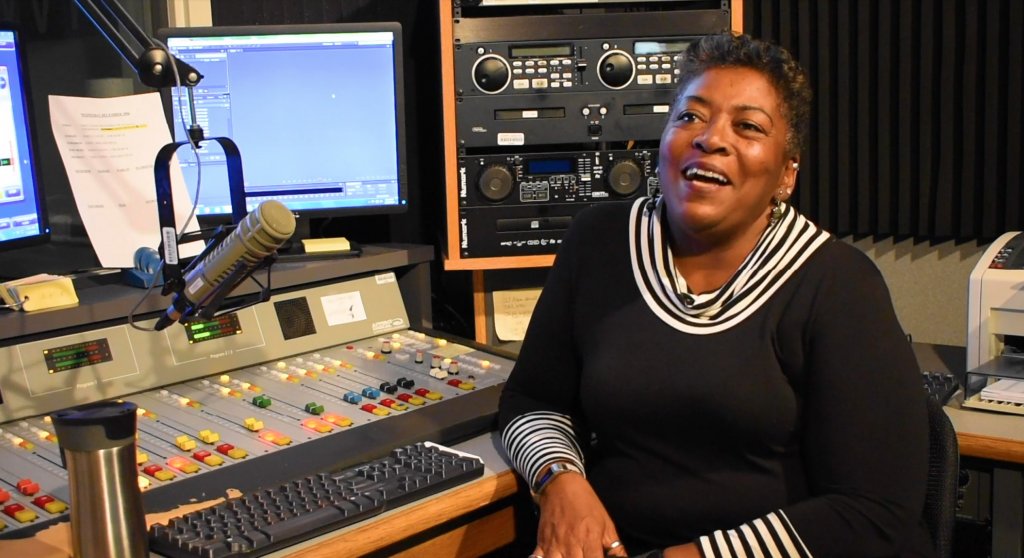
left=159, top=23, right=407, bottom=221
left=0, top=29, right=48, bottom=251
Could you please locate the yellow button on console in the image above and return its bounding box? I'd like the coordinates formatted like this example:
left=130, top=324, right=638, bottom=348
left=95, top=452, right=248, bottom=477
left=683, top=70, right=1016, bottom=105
left=44, top=501, right=68, bottom=514
left=198, top=430, right=220, bottom=444
left=175, top=436, right=196, bottom=451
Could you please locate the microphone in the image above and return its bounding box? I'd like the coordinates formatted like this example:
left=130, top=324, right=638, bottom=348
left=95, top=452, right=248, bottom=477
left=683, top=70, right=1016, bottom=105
left=154, top=200, right=296, bottom=331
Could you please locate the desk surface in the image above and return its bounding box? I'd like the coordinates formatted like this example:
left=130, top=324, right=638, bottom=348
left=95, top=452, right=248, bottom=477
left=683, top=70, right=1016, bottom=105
left=913, top=343, right=1024, bottom=465
left=947, top=403, right=1024, bottom=464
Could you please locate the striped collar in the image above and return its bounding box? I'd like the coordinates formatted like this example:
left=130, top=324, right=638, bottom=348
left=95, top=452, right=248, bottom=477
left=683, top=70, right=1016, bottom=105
left=628, top=196, right=832, bottom=334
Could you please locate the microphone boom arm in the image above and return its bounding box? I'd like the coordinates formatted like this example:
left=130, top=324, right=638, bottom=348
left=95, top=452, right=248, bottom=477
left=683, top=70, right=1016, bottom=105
left=77, top=1, right=265, bottom=329
left=75, top=0, right=203, bottom=88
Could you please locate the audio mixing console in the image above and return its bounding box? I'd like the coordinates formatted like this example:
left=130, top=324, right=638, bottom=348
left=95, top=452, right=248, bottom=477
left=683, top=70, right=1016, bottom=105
left=0, top=271, right=515, bottom=538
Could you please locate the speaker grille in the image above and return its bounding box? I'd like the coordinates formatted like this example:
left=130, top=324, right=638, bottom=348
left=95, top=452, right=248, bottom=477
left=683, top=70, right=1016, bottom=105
left=274, top=298, right=317, bottom=341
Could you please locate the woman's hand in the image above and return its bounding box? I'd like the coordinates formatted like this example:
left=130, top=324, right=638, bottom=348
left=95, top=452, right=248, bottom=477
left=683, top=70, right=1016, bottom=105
left=532, top=473, right=628, bottom=558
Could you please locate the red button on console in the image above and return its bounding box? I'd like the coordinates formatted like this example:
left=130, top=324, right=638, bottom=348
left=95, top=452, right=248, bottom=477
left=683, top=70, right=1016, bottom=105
left=31, top=495, right=54, bottom=507
left=16, top=479, right=39, bottom=496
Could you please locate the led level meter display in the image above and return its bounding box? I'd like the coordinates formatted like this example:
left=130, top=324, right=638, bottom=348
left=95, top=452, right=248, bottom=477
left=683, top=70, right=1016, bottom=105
left=184, top=313, right=242, bottom=344
left=44, top=339, right=113, bottom=374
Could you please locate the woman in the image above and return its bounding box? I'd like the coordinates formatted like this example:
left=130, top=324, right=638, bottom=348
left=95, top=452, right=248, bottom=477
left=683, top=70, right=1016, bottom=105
left=498, top=33, right=933, bottom=558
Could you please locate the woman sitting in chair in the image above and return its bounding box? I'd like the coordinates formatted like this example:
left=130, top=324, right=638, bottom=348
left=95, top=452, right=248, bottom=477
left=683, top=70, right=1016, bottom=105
left=499, top=33, right=934, bottom=558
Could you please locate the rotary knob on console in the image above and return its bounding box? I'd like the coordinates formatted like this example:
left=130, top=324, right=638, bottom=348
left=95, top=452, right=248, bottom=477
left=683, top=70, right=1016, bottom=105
left=597, top=50, right=635, bottom=89
left=606, top=159, right=642, bottom=196
left=472, top=54, right=511, bottom=94
left=478, top=164, right=514, bottom=201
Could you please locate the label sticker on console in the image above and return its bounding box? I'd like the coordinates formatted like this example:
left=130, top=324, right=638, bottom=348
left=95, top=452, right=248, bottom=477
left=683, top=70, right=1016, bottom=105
left=497, top=132, right=525, bottom=146
left=372, top=317, right=406, bottom=332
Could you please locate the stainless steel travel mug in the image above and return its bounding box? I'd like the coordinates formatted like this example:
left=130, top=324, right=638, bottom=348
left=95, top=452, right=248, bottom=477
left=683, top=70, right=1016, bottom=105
left=52, top=400, right=147, bottom=558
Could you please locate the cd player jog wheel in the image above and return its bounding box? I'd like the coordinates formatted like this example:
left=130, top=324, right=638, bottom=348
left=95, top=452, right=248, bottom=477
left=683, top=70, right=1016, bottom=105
left=478, top=164, right=515, bottom=201
left=472, top=54, right=511, bottom=94
left=597, top=50, right=636, bottom=89
left=606, top=159, right=643, bottom=196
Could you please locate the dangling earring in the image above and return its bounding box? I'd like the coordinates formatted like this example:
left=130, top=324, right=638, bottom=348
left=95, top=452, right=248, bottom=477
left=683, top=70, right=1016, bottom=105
left=769, top=191, right=784, bottom=226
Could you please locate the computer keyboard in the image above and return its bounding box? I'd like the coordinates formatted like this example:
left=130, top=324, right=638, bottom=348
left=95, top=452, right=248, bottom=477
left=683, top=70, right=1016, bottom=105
left=148, top=442, right=485, bottom=558
left=922, top=370, right=960, bottom=405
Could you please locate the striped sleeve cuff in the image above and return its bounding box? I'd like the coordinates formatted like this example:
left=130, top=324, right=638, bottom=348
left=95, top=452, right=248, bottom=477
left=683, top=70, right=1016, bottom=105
left=698, top=511, right=812, bottom=558
left=501, top=411, right=586, bottom=486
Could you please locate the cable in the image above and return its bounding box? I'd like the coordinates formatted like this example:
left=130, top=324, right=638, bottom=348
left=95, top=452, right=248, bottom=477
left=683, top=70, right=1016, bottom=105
left=161, top=37, right=204, bottom=236
left=126, top=258, right=164, bottom=331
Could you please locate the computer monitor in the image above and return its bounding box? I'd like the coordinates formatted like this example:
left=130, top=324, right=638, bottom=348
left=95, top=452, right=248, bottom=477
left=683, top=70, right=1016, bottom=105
left=158, top=23, right=407, bottom=246
left=0, top=29, right=48, bottom=252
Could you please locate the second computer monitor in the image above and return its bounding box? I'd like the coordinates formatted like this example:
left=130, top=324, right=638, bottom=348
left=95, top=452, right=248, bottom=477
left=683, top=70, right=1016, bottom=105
left=160, top=23, right=407, bottom=220
left=0, top=28, right=48, bottom=252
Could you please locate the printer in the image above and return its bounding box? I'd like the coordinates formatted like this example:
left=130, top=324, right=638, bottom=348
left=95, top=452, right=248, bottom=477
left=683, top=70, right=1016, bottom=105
left=965, top=231, right=1024, bottom=414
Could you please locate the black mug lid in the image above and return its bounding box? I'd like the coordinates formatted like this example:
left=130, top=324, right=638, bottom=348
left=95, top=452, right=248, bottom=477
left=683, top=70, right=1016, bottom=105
left=51, top=400, right=138, bottom=450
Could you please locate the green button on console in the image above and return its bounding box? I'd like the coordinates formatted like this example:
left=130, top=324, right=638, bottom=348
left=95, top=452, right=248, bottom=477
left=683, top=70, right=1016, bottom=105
left=252, top=395, right=272, bottom=408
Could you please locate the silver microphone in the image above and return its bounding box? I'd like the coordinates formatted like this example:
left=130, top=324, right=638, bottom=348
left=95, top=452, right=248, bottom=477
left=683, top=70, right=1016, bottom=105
left=154, top=200, right=295, bottom=330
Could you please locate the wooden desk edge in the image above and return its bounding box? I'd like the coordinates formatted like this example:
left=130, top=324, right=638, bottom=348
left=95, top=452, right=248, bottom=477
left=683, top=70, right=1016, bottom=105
left=957, top=432, right=1024, bottom=465
left=285, top=469, right=520, bottom=557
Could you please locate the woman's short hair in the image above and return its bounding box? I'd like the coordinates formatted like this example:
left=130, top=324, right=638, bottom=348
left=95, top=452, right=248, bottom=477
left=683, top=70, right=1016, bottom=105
left=676, top=33, right=812, bottom=157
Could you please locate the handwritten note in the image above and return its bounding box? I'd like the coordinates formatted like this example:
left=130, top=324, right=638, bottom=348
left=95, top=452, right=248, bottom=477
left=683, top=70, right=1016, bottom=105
left=492, top=288, right=542, bottom=342
left=321, top=291, right=367, bottom=326
left=49, top=93, right=201, bottom=267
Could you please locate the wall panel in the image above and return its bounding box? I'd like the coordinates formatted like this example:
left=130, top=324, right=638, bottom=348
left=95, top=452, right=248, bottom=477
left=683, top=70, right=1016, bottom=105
left=746, top=0, right=1024, bottom=241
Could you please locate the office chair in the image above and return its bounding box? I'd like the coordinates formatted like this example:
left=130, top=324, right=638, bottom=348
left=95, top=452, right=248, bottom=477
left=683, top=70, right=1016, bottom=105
left=923, top=397, right=959, bottom=558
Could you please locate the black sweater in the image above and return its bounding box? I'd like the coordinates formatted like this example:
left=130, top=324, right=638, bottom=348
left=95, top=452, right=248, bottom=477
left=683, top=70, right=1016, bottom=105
left=498, top=198, right=933, bottom=557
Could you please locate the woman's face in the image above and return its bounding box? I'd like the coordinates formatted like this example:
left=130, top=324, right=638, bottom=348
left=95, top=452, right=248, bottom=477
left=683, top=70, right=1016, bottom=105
left=658, top=66, right=798, bottom=248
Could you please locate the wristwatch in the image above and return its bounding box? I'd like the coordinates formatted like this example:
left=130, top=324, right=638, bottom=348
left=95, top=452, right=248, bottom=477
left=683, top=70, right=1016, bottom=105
left=531, top=461, right=584, bottom=502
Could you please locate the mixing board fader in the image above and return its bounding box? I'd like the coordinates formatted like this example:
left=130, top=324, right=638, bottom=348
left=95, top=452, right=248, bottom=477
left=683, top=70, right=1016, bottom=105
left=0, top=271, right=515, bottom=537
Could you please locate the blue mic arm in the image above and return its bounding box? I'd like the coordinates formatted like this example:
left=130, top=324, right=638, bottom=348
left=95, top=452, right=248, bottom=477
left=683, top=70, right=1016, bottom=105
left=154, top=137, right=247, bottom=296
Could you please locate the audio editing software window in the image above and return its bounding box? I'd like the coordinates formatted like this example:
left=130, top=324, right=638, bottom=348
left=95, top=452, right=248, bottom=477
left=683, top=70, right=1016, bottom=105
left=0, top=66, right=23, bottom=201
left=165, top=30, right=402, bottom=215
left=0, top=31, right=42, bottom=243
